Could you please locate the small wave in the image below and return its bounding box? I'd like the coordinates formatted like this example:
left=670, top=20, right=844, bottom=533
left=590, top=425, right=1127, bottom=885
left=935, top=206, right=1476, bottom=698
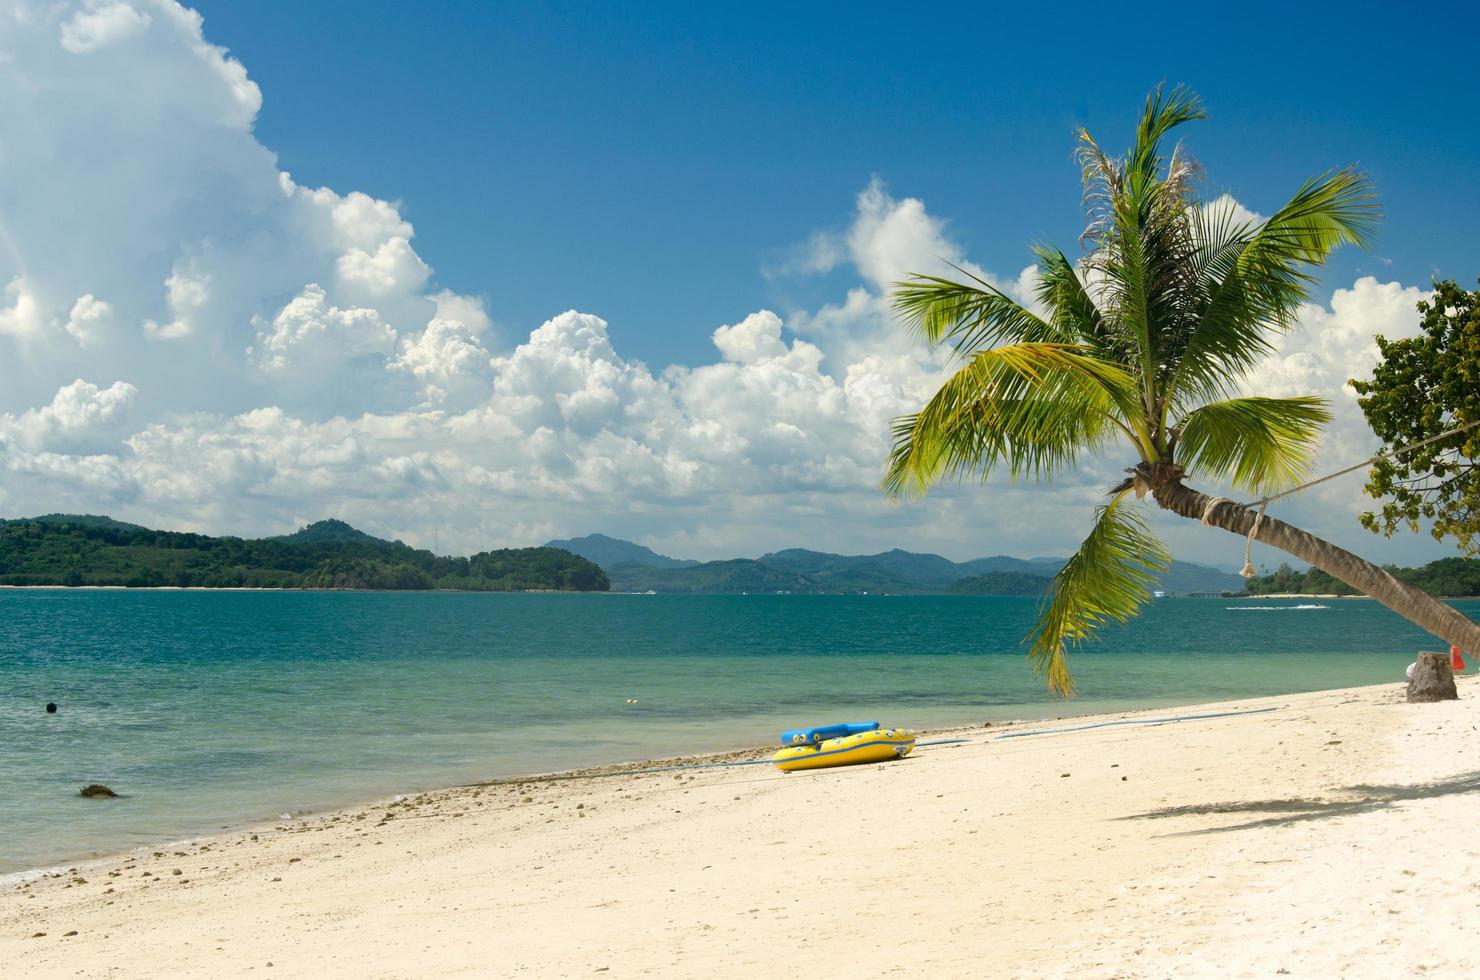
left=1226, top=603, right=1329, bottom=611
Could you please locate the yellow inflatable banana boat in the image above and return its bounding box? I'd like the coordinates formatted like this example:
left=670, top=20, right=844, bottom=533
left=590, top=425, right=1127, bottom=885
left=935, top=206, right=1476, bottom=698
left=771, top=727, right=916, bottom=771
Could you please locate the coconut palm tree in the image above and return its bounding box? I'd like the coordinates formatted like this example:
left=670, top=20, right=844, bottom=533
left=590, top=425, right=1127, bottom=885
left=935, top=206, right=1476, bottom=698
left=885, top=84, right=1480, bottom=695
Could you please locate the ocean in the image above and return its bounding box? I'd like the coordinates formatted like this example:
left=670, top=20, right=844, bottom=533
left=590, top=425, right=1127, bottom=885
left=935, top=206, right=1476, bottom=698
left=3, top=589, right=1475, bottom=874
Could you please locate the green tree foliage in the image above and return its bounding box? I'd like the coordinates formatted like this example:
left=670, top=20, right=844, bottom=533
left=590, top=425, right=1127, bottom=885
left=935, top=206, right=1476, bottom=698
left=0, top=518, right=609, bottom=592
left=1246, top=557, right=1480, bottom=598
left=1351, top=279, right=1480, bottom=554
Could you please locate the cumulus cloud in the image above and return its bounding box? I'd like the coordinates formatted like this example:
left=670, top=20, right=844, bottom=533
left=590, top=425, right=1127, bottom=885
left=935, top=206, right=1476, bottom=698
left=0, top=378, right=138, bottom=453
left=64, top=294, right=113, bottom=345
left=59, top=1, right=150, bottom=54
left=0, top=1, right=1448, bottom=567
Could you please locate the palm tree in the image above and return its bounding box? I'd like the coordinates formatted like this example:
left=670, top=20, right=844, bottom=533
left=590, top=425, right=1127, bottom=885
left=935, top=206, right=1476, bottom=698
left=885, top=85, right=1480, bottom=695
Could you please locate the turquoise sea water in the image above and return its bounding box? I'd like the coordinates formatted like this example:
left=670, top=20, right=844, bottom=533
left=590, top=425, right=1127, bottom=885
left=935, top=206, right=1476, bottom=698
left=3, top=589, right=1476, bottom=874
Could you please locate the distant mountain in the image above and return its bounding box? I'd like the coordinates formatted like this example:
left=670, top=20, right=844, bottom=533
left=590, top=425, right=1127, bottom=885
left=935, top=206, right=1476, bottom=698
left=544, top=533, right=698, bottom=570
left=582, top=535, right=1246, bottom=595
left=274, top=518, right=394, bottom=547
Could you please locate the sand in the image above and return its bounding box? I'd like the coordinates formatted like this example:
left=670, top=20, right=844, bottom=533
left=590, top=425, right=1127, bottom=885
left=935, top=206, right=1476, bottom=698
left=4, top=678, right=1478, bottom=978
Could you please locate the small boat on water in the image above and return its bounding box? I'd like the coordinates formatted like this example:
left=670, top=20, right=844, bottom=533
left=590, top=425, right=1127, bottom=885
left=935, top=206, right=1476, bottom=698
left=771, top=725, right=916, bottom=771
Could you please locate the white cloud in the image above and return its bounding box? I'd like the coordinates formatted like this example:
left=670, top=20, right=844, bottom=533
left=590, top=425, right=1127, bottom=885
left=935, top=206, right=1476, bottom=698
left=144, top=269, right=211, bottom=339
left=389, top=317, right=493, bottom=407
left=249, top=283, right=399, bottom=385
left=335, top=236, right=430, bottom=301
left=0, top=276, right=42, bottom=337
left=0, top=2, right=1452, bottom=568
left=0, top=378, right=137, bottom=453
left=1201, top=192, right=1265, bottom=229
left=712, top=310, right=789, bottom=364
left=64, top=294, right=112, bottom=345
left=59, top=1, right=150, bottom=54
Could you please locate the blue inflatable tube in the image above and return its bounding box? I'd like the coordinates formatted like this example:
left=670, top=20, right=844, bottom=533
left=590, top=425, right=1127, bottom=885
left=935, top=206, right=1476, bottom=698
left=780, top=721, right=879, bottom=746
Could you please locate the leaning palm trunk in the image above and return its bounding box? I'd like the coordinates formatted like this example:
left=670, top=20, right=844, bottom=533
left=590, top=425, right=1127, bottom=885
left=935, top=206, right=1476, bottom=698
left=1151, top=471, right=1480, bottom=653
left=885, top=85, right=1480, bottom=695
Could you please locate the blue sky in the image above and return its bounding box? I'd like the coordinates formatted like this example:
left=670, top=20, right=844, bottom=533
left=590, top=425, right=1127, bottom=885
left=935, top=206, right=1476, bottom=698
left=0, top=1, right=1474, bottom=565
left=193, top=1, right=1480, bottom=368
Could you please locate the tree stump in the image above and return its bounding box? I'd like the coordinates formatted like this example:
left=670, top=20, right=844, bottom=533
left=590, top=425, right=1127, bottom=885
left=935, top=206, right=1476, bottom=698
left=1407, top=651, right=1458, bottom=702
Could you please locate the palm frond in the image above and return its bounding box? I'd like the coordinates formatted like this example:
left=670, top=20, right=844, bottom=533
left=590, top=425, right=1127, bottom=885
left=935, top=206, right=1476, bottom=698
left=1026, top=495, right=1170, bottom=695
left=1168, top=168, right=1378, bottom=407
left=882, top=343, right=1138, bottom=497
left=1031, top=246, right=1109, bottom=350
left=1127, top=84, right=1206, bottom=183
left=1175, top=396, right=1333, bottom=493
left=893, top=270, right=1061, bottom=358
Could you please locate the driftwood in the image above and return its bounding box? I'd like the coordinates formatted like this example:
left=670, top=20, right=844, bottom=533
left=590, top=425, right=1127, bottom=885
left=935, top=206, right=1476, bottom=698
left=1406, top=651, right=1458, bottom=703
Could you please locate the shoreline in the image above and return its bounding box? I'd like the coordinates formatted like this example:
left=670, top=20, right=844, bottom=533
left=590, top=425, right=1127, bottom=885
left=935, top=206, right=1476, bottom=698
left=1, top=667, right=1469, bottom=881
left=6, top=585, right=1480, bottom=600
left=0, top=678, right=1405, bottom=882
left=6, top=677, right=1480, bottom=976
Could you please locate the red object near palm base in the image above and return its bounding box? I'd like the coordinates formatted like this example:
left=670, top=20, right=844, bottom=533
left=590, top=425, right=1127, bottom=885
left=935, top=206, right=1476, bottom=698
left=1452, top=645, right=1467, bottom=672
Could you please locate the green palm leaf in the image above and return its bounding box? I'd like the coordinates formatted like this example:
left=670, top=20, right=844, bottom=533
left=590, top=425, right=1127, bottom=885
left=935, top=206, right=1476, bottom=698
left=1168, top=168, right=1378, bottom=409
left=883, top=342, right=1140, bottom=497
left=1175, top=396, right=1332, bottom=493
left=893, top=269, right=1061, bottom=357
left=1026, top=495, right=1171, bottom=696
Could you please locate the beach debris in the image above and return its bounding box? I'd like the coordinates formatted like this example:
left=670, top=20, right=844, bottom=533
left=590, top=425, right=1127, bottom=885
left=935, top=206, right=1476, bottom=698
left=79, top=784, right=117, bottom=799
left=63, top=930, right=77, bottom=937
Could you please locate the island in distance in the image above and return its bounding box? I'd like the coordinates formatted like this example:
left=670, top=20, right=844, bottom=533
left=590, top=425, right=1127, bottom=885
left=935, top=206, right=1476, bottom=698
left=546, top=533, right=1247, bottom=596
left=0, top=515, right=608, bottom=591
left=546, top=534, right=1480, bottom=597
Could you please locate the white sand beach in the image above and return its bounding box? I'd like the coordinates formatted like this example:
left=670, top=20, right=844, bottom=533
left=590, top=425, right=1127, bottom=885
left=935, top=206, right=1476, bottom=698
left=4, top=679, right=1478, bottom=978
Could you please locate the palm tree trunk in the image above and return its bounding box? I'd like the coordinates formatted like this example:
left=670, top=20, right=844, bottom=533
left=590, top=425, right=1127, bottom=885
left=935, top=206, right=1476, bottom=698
left=1153, top=479, right=1480, bottom=654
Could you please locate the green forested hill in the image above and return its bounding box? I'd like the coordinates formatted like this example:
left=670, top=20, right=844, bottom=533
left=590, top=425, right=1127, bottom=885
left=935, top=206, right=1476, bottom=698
left=947, top=571, right=1054, bottom=596
left=606, top=559, right=814, bottom=594
left=1245, top=558, right=1480, bottom=597
left=0, top=518, right=608, bottom=592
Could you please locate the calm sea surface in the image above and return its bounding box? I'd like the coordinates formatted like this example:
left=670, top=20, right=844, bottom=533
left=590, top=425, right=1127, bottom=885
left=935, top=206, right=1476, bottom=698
left=3, top=589, right=1476, bottom=873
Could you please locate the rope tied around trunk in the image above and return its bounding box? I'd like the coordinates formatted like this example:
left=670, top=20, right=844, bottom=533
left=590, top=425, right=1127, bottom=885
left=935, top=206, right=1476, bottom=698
left=1199, top=496, right=1230, bottom=526
left=1200, top=496, right=1267, bottom=578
